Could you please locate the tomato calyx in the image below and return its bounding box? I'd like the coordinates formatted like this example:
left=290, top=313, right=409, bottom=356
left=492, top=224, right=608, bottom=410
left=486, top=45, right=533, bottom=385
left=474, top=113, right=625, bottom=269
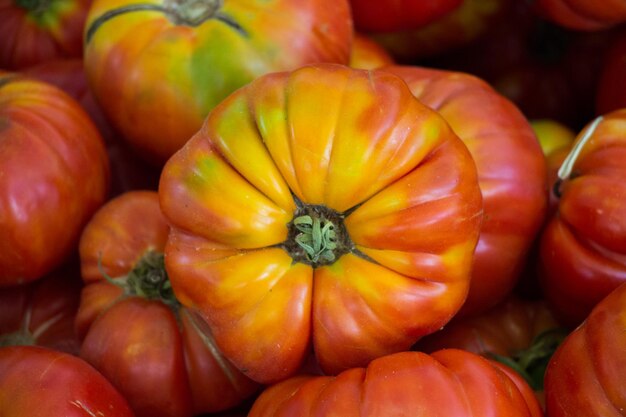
left=285, top=202, right=354, bottom=268
left=98, top=251, right=180, bottom=310
left=489, top=328, right=568, bottom=391
left=85, top=0, right=246, bottom=45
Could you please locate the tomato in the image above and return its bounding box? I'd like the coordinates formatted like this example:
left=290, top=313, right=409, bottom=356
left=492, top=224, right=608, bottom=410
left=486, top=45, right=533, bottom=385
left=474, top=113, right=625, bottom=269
left=76, top=190, right=258, bottom=417
left=0, top=0, right=90, bottom=69
left=0, top=72, right=110, bottom=286
left=532, top=0, right=626, bottom=31
left=349, top=33, right=394, bottom=70
left=0, top=258, right=82, bottom=354
left=596, top=27, right=626, bottom=115
left=159, top=63, right=484, bottom=383
left=349, top=0, right=462, bottom=33
left=382, top=65, right=548, bottom=317
left=539, top=109, right=626, bottom=327
left=0, top=345, right=134, bottom=416
left=247, top=349, right=542, bottom=417
left=544, top=282, right=626, bottom=416
left=83, top=0, right=353, bottom=165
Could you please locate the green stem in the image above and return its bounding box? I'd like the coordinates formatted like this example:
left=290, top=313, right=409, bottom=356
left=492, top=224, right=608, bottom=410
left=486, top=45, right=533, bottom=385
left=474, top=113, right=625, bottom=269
left=489, top=328, right=568, bottom=391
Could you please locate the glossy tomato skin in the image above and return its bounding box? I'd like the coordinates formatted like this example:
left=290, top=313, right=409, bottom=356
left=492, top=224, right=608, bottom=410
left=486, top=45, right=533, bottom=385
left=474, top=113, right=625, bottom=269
left=349, top=0, right=462, bottom=33
left=84, top=0, right=353, bottom=165
left=0, top=0, right=90, bottom=69
left=532, top=0, right=626, bottom=31
left=0, top=258, right=82, bottom=354
left=544, top=282, right=626, bottom=416
left=0, top=345, right=134, bottom=416
left=0, top=72, right=110, bottom=286
left=382, top=66, right=548, bottom=317
left=539, top=109, right=626, bottom=327
left=159, top=63, right=484, bottom=383
left=77, top=191, right=258, bottom=417
left=248, top=349, right=542, bottom=417
left=349, top=33, right=395, bottom=70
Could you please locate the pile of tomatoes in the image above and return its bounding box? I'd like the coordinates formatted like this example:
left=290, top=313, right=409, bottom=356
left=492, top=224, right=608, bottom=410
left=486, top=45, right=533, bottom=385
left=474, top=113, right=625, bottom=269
left=1, top=0, right=626, bottom=416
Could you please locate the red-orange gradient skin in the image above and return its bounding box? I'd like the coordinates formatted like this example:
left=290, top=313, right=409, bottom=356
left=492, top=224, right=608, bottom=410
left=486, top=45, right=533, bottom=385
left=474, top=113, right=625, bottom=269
left=159, top=63, right=484, bottom=383
left=76, top=191, right=258, bottom=417
left=83, top=0, right=353, bottom=165
left=0, top=72, right=110, bottom=286
left=383, top=66, right=548, bottom=317
left=247, top=349, right=543, bottom=417
left=539, top=109, right=626, bottom=327
left=544, top=282, right=626, bottom=416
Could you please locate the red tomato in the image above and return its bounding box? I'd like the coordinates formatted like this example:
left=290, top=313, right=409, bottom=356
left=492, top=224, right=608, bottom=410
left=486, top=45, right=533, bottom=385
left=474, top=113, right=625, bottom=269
left=83, top=0, right=353, bottom=165
left=0, top=71, right=110, bottom=286
left=349, top=0, right=462, bottom=33
left=0, top=345, right=134, bottom=416
left=596, top=28, right=626, bottom=115
left=539, top=109, right=626, bottom=327
left=159, top=63, right=484, bottom=383
left=532, top=0, right=626, bottom=31
left=248, top=349, right=542, bottom=417
left=77, top=191, right=259, bottom=417
left=382, top=65, right=548, bottom=317
left=0, top=0, right=91, bottom=69
left=544, top=282, right=626, bottom=416
left=0, top=258, right=82, bottom=354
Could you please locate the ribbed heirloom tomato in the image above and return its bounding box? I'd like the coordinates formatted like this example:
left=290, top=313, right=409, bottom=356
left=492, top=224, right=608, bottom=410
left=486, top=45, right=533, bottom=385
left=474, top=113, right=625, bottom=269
left=76, top=191, right=258, bottom=417
left=539, top=109, right=626, bottom=327
left=159, top=63, right=484, bottom=383
left=246, top=349, right=543, bottom=417
left=0, top=72, right=109, bottom=286
left=83, top=0, right=353, bottom=165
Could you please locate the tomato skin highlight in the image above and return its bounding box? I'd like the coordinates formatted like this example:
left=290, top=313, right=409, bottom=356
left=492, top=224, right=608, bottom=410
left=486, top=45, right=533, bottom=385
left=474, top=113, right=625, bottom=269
left=160, top=63, right=484, bottom=383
